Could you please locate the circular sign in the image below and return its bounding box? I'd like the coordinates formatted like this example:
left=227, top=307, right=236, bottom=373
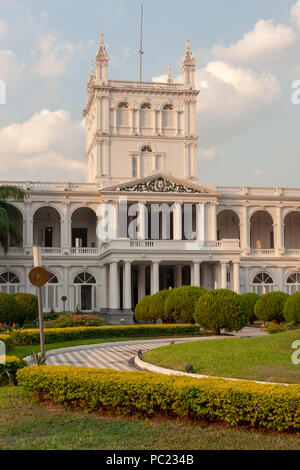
left=29, top=267, right=49, bottom=287
left=61, top=296, right=67, bottom=302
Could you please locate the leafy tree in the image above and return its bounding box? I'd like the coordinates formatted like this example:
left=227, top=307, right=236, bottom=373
left=164, top=286, right=207, bottom=323
left=0, top=186, right=25, bottom=253
left=240, top=292, right=260, bottom=324
left=254, top=291, right=289, bottom=323
left=194, top=289, right=249, bottom=335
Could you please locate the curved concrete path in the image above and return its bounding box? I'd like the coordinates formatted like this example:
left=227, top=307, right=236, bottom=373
left=25, top=327, right=265, bottom=371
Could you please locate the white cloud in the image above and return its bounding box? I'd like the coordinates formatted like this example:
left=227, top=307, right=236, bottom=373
left=0, top=109, right=85, bottom=180
left=0, top=19, right=7, bottom=39
left=291, top=0, right=300, bottom=30
left=212, top=19, right=297, bottom=64
left=205, top=61, right=280, bottom=103
left=31, top=33, right=76, bottom=78
left=0, top=49, right=25, bottom=82
left=198, top=147, right=216, bottom=161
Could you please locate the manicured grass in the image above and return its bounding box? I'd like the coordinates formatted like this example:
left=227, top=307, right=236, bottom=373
left=142, top=330, right=300, bottom=384
left=0, top=386, right=299, bottom=450
left=6, top=335, right=201, bottom=360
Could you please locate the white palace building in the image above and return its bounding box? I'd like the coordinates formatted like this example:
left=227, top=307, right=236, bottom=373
left=1, top=34, right=300, bottom=323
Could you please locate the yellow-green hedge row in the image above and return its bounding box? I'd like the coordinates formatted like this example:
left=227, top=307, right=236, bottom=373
left=17, top=365, right=300, bottom=432
left=0, top=356, right=27, bottom=386
left=13, top=324, right=200, bottom=346
left=0, top=334, right=13, bottom=351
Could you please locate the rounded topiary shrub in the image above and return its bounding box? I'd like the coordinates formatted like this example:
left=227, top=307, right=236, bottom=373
left=148, top=289, right=172, bottom=323
left=240, top=292, right=260, bottom=324
left=254, top=291, right=289, bottom=323
left=134, top=295, right=153, bottom=323
left=283, top=291, right=300, bottom=324
left=193, top=289, right=249, bottom=335
left=13, top=293, right=38, bottom=327
left=0, top=292, right=18, bottom=326
left=164, top=286, right=207, bottom=324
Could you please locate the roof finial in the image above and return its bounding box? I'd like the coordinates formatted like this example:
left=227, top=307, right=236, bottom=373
left=186, top=36, right=190, bottom=52
left=167, top=64, right=173, bottom=83
left=91, top=59, right=94, bottom=75
left=100, top=30, right=104, bottom=45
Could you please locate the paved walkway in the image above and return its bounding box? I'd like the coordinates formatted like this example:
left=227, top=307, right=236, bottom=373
left=42, top=327, right=265, bottom=372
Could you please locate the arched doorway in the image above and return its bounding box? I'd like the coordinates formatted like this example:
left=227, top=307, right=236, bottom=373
left=73, top=272, right=96, bottom=311
left=71, top=208, right=97, bottom=248
left=250, top=211, right=274, bottom=249
left=33, top=207, right=61, bottom=248
left=284, top=211, right=300, bottom=249
left=217, top=210, right=240, bottom=241
left=286, top=272, right=300, bottom=294
left=41, top=272, right=60, bottom=312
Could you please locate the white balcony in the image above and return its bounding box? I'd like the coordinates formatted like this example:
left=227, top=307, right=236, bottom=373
left=101, top=239, right=240, bottom=253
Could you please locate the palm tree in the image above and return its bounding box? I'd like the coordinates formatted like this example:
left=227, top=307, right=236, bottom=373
left=0, top=186, right=25, bottom=253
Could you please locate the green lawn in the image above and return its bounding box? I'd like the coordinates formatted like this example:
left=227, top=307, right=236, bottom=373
left=142, top=330, right=300, bottom=384
left=6, top=334, right=201, bottom=360
left=0, top=386, right=299, bottom=450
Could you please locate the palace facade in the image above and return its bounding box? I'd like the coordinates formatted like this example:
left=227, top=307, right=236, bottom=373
left=1, top=34, right=300, bottom=323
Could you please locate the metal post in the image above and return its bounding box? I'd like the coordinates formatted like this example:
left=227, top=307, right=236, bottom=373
left=37, top=286, right=45, bottom=354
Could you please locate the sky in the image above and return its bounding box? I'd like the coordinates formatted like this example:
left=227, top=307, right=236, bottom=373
left=0, top=0, right=300, bottom=187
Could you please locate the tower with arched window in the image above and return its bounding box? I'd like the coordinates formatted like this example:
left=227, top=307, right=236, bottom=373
left=84, top=33, right=199, bottom=185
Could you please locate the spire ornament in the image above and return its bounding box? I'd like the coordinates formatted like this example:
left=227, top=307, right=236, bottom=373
left=96, top=30, right=109, bottom=62
left=167, top=64, right=173, bottom=83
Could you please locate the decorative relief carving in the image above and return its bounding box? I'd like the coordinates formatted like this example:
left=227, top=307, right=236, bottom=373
left=120, top=176, right=202, bottom=194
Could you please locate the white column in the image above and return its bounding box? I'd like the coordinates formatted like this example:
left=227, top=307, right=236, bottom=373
left=221, top=262, right=227, bottom=289
left=240, top=206, right=250, bottom=254
left=193, top=262, right=201, bottom=287
left=151, top=261, right=160, bottom=295
left=25, top=201, right=33, bottom=248
left=153, top=110, right=156, bottom=135
left=137, top=202, right=147, bottom=240
left=233, top=262, right=240, bottom=294
left=136, top=109, right=140, bottom=135
left=210, top=203, right=217, bottom=241
left=174, top=265, right=182, bottom=287
left=130, top=108, right=134, bottom=134
left=196, top=203, right=205, bottom=241
left=176, top=111, right=180, bottom=136
left=100, top=265, right=108, bottom=309
left=113, top=108, right=117, bottom=134
left=123, top=261, right=132, bottom=310
left=244, top=266, right=250, bottom=294
left=138, top=265, right=146, bottom=301
left=159, top=110, right=163, bottom=135
left=173, top=203, right=182, bottom=240
left=109, top=262, right=119, bottom=309
left=275, top=206, right=284, bottom=255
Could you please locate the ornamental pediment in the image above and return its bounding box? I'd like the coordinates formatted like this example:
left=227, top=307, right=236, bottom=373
left=102, top=174, right=216, bottom=195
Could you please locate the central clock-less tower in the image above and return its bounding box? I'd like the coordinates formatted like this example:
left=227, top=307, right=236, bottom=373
left=83, top=33, right=199, bottom=187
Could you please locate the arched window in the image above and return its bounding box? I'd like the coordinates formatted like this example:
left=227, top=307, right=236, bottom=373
left=252, top=272, right=274, bottom=294
left=117, top=102, right=129, bottom=128
left=73, top=272, right=96, bottom=311
left=141, top=103, right=151, bottom=110
left=0, top=271, right=21, bottom=294
left=140, top=103, right=152, bottom=130
left=162, top=104, right=175, bottom=129
left=286, top=272, right=300, bottom=294
left=141, top=145, right=152, bottom=153
left=41, top=272, right=59, bottom=312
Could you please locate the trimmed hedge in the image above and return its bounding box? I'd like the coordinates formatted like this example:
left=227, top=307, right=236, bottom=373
left=240, top=293, right=260, bottom=324
left=0, top=356, right=27, bottom=386
left=17, top=365, right=300, bottom=432
left=13, top=293, right=38, bottom=327
left=283, top=291, right=300, bottom=324
left=13, top=324, right=201, bottom=346
left=134, top=295, right=153, bottom=322
left=0, top=334, right=13, bottom=351
left=254, top=291, right=289, bottom=323
left=164, top=286, right=207, bottom=323
left=0, top=292, right=18, bottom=325
left=44, top=313, right=103, bottom=328
left=194, top=289, right=249, bottom=335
